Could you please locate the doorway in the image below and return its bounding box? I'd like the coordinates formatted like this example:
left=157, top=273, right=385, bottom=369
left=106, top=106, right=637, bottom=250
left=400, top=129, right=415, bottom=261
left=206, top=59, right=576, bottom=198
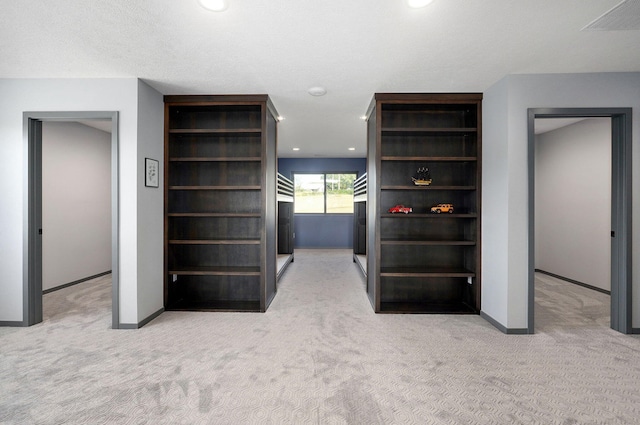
left=24, top=111, right=120, bottom=328
left=527, top=108, right=632, bottom=334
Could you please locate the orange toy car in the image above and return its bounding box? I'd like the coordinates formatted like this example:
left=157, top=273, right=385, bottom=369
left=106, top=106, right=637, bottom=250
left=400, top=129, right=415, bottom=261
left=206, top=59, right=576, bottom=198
left=430, top=203, right=454, bottom=213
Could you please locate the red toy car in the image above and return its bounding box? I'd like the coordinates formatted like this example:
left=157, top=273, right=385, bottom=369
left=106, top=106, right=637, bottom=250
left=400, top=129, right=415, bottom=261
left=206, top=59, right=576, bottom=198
left=388, top=204, right=412, bottom=214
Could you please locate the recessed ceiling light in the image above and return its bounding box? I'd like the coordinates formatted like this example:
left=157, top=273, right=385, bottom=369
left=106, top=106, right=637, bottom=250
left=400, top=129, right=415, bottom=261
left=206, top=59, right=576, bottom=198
left=198, top=0, right=229, bottom=12
left=292, top=147, right=300, bottom=151
left=348, top=147, right=356, bottom=151
left=360, top=115, right=367, bottom=120
left=308, top=86, right=327, bottom=96
left=277, top=116, right=284, bottom=121
left=405, top=0, right=434, bottom=8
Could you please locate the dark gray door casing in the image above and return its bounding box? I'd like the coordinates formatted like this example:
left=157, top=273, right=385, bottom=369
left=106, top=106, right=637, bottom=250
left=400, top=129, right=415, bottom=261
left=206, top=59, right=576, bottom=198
left=24, top=112, right=120, bottom=328
left=528, top=108, right=632, bottom=334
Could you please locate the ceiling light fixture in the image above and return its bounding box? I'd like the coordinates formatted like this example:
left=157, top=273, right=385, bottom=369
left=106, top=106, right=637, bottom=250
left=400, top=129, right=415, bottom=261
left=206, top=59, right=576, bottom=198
left=348, top=147, right=356, bottom=151
left=292, top=147, right=300, bottom=151
left=277, top=116, right=284, bottom=121
left=405, top=0, right=434, bottom=8
left=198, top=0, right=229, bottom=12
left=308, top=86, right=327, bottom=96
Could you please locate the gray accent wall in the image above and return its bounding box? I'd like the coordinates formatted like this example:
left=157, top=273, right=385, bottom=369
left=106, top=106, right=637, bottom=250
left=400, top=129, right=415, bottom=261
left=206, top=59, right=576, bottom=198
left=535, top=118, right=611, bottom=292
left=483, top=72, right=640, bottom=331
left=42, top=122, right=112, bottom=291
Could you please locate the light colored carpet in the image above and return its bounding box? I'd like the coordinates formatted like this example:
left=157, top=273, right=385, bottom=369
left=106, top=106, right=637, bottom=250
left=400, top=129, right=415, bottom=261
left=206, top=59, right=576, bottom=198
left=1, top=249, right=639, bottom=424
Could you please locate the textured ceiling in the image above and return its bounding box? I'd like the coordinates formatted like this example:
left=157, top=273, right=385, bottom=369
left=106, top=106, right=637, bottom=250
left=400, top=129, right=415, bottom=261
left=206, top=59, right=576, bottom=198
left=1, top=0, right=639, bottom=157
left=584, top=0, right=640, bottom=30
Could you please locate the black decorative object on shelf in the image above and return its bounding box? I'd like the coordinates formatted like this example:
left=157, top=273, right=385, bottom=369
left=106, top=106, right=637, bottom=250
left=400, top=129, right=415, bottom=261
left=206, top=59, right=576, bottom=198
left=412, top=167, right=432, bottom=186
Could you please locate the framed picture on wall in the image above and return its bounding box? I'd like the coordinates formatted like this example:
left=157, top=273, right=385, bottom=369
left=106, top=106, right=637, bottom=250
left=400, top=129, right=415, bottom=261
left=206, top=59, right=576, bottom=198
left=145, top=158, right=159, bottom=188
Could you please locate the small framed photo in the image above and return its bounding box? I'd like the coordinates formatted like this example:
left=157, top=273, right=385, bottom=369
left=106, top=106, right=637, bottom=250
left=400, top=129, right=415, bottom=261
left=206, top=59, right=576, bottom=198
left=145, top=158, right=159, bottom=188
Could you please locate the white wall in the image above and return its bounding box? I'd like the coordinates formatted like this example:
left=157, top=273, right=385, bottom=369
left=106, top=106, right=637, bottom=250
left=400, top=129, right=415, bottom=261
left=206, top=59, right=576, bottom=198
left=480, top=76, right=510, bottom=327
left=482, top=72, right=640, bottom=331
left=0, top=78, right=164, bottom=327
left=42, top=122, right=112, bottom=291
left=135, top=80, right=164, bottom=323
left=535, top=118, right=611, bottom=292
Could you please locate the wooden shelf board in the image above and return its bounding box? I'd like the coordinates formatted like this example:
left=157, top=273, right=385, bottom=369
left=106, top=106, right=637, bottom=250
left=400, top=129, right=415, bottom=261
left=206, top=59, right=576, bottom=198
left=381, top=156, right=477, bottom=162
left=381, top=185, right=476, bottom=191
left=169, top=128, right=261, bottom=134
left=381, top=240, right=475, bottom=246
left=378, top=301, right=477, bottom=314
left=381, top=127, right=477, bottom=133
left=169, top=266, right=261, bottom=276
left=169, top=239, right=260, bottom=245
left=167, top=213, right=261, bottom=217
left=169, top=157, right=261, bottom=162
left=380, top=267, right=475, bottom=278
left=169, top=185, right=261, bottom=190
left=380, top=213, right=477, bottom=218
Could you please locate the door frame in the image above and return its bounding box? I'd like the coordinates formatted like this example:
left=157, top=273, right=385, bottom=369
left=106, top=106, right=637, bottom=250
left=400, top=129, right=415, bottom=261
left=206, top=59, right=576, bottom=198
left=527, top=108, right=632, bottom=334
left=24, top=111, right=120, bottom=328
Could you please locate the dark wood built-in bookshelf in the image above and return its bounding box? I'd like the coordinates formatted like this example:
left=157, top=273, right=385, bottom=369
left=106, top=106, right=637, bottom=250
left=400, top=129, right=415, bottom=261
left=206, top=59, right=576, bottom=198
left=366, top=93, right=482, bottom=313
left=164, top=95, right=279, bottom=312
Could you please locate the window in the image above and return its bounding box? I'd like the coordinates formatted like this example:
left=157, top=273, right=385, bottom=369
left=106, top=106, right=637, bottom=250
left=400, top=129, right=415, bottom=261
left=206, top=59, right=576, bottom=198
left=294, top=173, right=356, bottom=214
